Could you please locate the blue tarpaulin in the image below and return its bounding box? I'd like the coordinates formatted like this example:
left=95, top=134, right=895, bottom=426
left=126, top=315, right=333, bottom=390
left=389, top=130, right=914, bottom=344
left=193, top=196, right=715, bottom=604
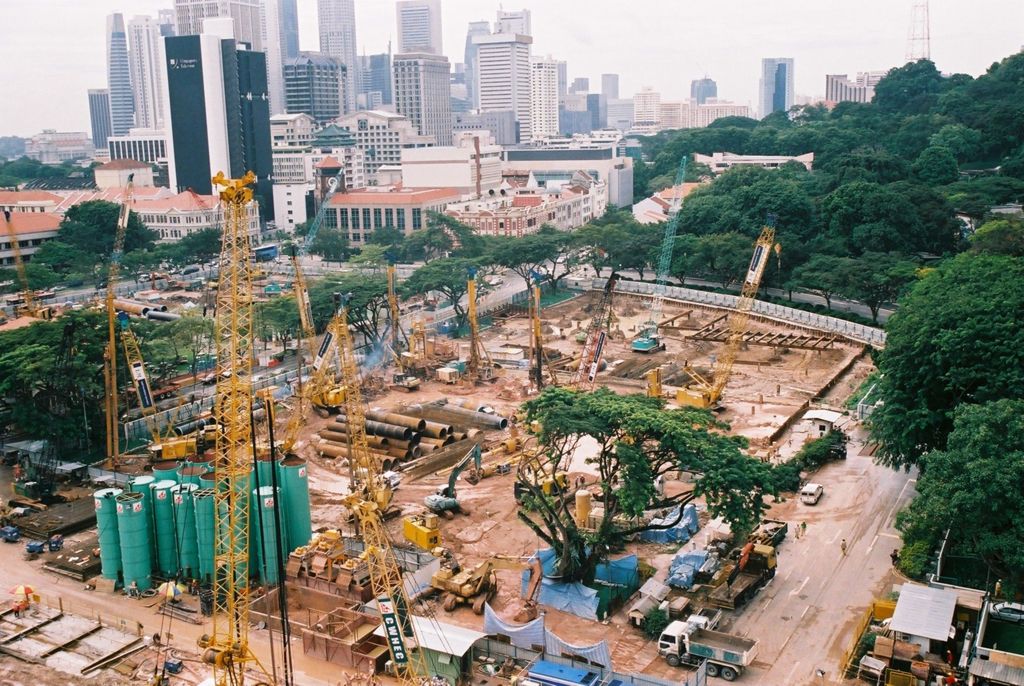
left=637, top=504, right=699, bottom=544
left=521, top=550, right=640, bottom=621
left=482, top=603, right=546, bottom=649
left=667, top=550, right=709, bottom=590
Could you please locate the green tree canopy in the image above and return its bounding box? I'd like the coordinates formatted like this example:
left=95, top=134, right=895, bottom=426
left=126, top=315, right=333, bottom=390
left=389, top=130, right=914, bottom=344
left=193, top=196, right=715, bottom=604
left=308, top=225, right=349, bottom=262
left=969, top=218, right=1024, bottom=257
left=401, top=257, right=478, bottom=322
left=912, top=145, right=959, bottom=185
left=870, top=253, right=1024, bottom=467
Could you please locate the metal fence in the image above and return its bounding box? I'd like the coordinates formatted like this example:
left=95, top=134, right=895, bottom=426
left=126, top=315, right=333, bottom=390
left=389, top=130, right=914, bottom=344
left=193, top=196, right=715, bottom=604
left=570, top=278, right=887, bottom=348
left=472, top=638, right=706, bottom=686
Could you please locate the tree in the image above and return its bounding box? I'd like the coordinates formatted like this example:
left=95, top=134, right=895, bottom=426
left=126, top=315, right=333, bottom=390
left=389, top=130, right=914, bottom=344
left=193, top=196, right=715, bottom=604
left=59, top=200, right=157, bottom=257
left=837, top=252, right=917, bottom=322
left=309, top=225, right=349, bottom=262
left=820, top=182, right=932, bottom=255
left=256, top=296, right=300, bottom=350
left=869, top=254, right=1024, bottom=468
left=402, top=213, right=485, bottom=261
left=490, top=227, right=563, bottom=291
left=673, top=232, right=755, bottom=288
left=366, top=225, right=405, bottom=251
left=308, top=273, right=389, bottom=344
left=168, top=315, right=215, bottom=380
left=873, top=60, right=944, bottom=115
left=517, top=388, right=773, bottom=582
left=896, top=400, right=1024, bottom=591
left=350, top=244, right=389, bottom=272
left=786, top=254, right=854, bottom=309
left=174, top=227, right=222, bottom=264
left=912, top=145, right=959, bottom=185
left=402, top=257, right=477, bottom=323
left=929, top=124, right=982, bottom=162
left=970, top=218, right=1024, bottom=256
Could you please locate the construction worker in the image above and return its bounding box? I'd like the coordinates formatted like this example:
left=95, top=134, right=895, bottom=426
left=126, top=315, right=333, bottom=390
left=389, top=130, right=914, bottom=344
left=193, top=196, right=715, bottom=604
left=840, top=538, right=848, bottom=556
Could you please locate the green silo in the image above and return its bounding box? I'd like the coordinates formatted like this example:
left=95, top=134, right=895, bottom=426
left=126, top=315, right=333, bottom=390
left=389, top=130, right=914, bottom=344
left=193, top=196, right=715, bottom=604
left=94, top=488, right=123, bottom=580
left=198, top=470, right=215, bottom=489
left=151, top=460, right=181, bottom=483
left=171, top=483, right=200, bottom=579
left=151, top=479, right=178, bottom=576
left=177, top=464, right=206, bottom=486
left=193, top=488, right=216, bottom=583
left=116, top=492, right=152, bottom=591
left=252, top=486, right=283, bottom=584
left=278, top=457, right=311, bottom=552
left=130, top=475, right=157, bottom=561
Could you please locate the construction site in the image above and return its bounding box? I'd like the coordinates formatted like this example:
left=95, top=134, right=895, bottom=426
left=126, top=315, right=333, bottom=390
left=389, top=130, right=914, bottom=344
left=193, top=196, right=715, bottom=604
left=0, top=171, right=886, bottom=686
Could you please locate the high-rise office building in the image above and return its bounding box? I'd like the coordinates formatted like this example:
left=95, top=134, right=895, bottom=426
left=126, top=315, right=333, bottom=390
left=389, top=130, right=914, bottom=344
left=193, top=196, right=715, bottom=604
left=690, top=77, right=717, bottom=105
left=530, top=56, right=559, bottom=141
left=157, top=9, right=176, bottom=36
left=284, top=53, right=347, bottom=123
left=569, top=77, right=589, bottom=94
left=825, top=72, right=886, bottom=104
left=633, top=87, right=661, bottom=129
left=606, top=98, right=633, bottom=132
left=163, top=20, right=272, bottom=214
left=601, top=73, right=619, bottom=100
left=464, top=20, right=490, bottom=108
left=393, top=53, right=452, bottom=146
left=127, top=16, right=166, bottom=130
left=759, top=57, right=794, bottom=118
left=318, top=0, right=358, bottom=113
left=473, top=31, right=533, bottom=143
left=495, top=8, right=531, bottom=36
left=396, top=0, right=442, bottom=55
left=361, top=52, right=393, bottom=106
left=107, top=13, right=135, bottom=136
left=88, top=89, right=113, bottom=149
left=587, top=93, right=607, bottom=130
left=279, top=0, right=299, bottom=58
left=173, top=0, right=263, bottom=50
left=556, top=61, right=567, bottom=96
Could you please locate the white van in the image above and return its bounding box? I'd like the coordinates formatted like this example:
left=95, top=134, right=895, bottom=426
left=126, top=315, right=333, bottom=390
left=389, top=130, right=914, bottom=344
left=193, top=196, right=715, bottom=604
left=800, top=483, right=824, bottom=505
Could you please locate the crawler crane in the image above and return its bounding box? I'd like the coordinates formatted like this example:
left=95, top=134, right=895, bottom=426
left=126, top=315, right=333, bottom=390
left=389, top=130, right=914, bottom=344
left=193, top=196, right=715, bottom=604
left=103, top=174, right=134, bottom=466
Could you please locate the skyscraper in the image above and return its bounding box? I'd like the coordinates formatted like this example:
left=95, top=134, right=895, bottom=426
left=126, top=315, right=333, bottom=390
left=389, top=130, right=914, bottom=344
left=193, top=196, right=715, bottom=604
left=587, top=93, right=607, bottom=130
left=825, top=72, right=886, bottom=104
left=601, top=73, right=619, bottom=100
left=173, top=0, right=263, bottom=50
left=556, top=61, right=567, bottom=96
left=759, top=58, right=794, bottom=118
left=464, top=20, right=490, bottom=109
left=284, top=53, right=347, bottom=123
left=530, top=56, right=559, bottom=141
left=495, top=8, right=531, bottom=35
left=690, top=77, right=717, bottom=104
left=88, top=89, right=113, bottom=149
left=127, top=16, right=166, bottom=130
left=569, top=77, right=589, bottom=94
left=363, top=52, right=393, bottom=106
left=157, top=9, right=177, bottom=36
left=473, top=31, right=533, bottom=142
left=263, top=0, right=299, bottom=114
left=163, top=20, right=272, bottom=213
left=107, top=13, right=135, bottom=136
left=393, top=52, right=452, bottom=145
left=318, top=0, right=358, bottom=113
left=396, top=0, right=442, bottom=55
left=279, top=0, right=299, bottom=58
left=633, top=87, right=661, bottom=128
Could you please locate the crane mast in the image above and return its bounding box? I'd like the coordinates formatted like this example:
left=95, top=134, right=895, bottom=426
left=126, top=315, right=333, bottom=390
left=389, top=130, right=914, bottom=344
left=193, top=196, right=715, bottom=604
left=570, top=273, right=619, bottom=390
left=465, top=267, right=493, bottom=382
left=632, top=156, right=687, bottom=353
left=198, top=171, right=270, bottom=685
left=2, top=211, right=51, bottom=320
left=103, top=175, right=134, bottom=466
left=679, top=219, right=778, bottom=408
left=528, top=272, right=544, bottom=390
left=334, top=294, right=431, bottom=685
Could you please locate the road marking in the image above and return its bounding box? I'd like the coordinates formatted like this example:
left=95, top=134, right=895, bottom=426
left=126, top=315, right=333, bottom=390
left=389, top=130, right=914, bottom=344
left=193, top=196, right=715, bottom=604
left=828, top=529, right=841, bottom=544
left=879, top=532, right=900, bottom=539
left=886, top=478, right=918, bottom=525
left=820, top=578, right=828, bottom=589
left=783, top=570, right=792, bottom=581
left=801, top=545, right=810, bottom=556
left=783, top=661, right=801, bottom=684
left=866, top=534, right=879, bottom=555
left=801, top=606, right=810, bottom=619
left=790, top=576, right=809, bottom=596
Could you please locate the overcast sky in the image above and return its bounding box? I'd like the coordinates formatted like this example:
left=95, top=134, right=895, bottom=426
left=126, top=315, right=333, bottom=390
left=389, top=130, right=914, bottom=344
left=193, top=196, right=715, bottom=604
left=1, top=0, right=1021, bottom=137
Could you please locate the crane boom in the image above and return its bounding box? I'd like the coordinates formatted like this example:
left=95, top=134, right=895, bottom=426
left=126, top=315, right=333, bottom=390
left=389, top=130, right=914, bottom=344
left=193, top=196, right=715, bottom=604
left=104, top=175, right=134, bottom=465
left=199, top=171, right=270, bottom=685
left=334, top=294, right=431, bottom=685
left=2, top=211, right=50, bottom=320
left=632, top=156, right=688, bottom=353
left=570, top=272, right=619, bottom=390
left=466, top=267, right=492, bottom=382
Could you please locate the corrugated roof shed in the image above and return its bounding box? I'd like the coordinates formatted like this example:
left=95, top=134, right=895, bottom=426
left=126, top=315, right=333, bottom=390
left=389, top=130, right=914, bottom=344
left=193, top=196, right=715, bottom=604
left=889, top=584, right=958, bottom=641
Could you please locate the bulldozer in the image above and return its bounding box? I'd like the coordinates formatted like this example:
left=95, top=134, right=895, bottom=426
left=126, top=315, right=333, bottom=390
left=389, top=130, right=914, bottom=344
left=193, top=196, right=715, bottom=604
left=431, top=554, right=543, bottom=619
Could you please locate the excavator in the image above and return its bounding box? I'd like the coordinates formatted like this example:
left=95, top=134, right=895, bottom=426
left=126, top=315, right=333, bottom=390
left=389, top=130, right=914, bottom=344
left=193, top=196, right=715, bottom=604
left=431, top=553, right=544, bottom=618
left=424, top=444, right=481, bottom=517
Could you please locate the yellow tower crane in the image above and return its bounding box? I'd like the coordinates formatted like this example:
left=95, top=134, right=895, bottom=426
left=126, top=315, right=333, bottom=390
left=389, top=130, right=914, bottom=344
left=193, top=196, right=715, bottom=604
left=333, top=292, right=433, bottom=685
left=678, top=219, right=780, bottom=409
left=103, top=174, right=134, bottom=466
left=196, top=171, right=272, bottom=686
left=2, top=211, right=52, bottom=320
left=465, top=267, right=494, bottom=383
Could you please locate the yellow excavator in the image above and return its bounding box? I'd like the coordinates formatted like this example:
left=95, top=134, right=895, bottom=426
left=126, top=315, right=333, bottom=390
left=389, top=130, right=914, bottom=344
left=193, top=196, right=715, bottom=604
left=431, top=554, right=543, bottom=618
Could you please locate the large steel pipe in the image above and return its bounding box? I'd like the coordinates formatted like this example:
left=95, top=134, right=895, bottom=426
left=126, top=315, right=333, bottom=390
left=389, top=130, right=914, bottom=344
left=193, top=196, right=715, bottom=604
left=420, top=420, right=452, bottom=439
left=146, top=310, right=181, bottom=321
left=365, top=410, right=426, bottom=432
left=335, top=416, right=413, bottom=440
left=406, top=403, right=509, bottom=430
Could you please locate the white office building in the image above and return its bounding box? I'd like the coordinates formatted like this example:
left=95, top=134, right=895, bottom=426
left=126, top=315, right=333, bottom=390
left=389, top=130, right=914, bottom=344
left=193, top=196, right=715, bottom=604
left=495, top=8, right=531, bottom=36
left=393, top=53, right=453, bottom=147
left=633, top=88, right=661, bottom=131
left=173, top=0, right=263, bottom=50
left=396, top=0, right=442, bottom=55
left=270, top=113, right=318, bottom=149
left=474, top=32, right=533, bottom=143
left=401, top=131, right=502, bottom=195
left=127, top=16, right=167, bottom=129
left=317, top=0, right=358, bottom=112
left=530, top=56, right=560, bottom=141
left=334, top=110, right=435, bottom=175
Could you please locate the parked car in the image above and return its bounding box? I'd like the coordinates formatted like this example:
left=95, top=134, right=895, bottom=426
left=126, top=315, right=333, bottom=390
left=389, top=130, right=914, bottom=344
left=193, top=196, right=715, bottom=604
left=991, top=602, right=1024, bottom=624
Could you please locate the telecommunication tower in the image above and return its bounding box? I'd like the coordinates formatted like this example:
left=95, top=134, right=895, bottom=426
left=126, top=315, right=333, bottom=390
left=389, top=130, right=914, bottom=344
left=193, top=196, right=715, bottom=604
left=906, top=0, right=931, bottom=62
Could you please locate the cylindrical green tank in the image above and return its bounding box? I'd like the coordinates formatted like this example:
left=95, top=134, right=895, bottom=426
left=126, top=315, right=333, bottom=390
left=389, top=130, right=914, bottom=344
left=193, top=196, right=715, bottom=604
left=252, top=486, right=283, bottom=584
left=116, top=492, right=152, bottom=591
left=129, top=475, right=157, bottom=561
left=186, top=460, right=211, bottom=473
left=193, top=488, right=216, bottom=583
left=94, top=488, right=123, bottom=580
left=151, top=479, right=178, bottom=576
left=198, top=470, right=215, bottom=489
left=151, top=460, right=181, bottom=483
left=278, top=457, right=311, bottom=552
left=171, top=483, right=200, bottom=579
left=177, top=464, right=206, bottom=486
left=253, top=456, right=276, bottom=490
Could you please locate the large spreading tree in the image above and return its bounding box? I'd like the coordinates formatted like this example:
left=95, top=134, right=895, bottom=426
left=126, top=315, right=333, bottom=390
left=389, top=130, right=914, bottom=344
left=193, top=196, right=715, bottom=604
left=517, top=388, right=774, bottom=583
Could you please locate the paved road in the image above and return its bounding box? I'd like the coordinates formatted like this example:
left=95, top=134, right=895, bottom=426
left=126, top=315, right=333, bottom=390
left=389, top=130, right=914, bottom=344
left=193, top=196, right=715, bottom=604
left=721, top=425, right=916, bottom=684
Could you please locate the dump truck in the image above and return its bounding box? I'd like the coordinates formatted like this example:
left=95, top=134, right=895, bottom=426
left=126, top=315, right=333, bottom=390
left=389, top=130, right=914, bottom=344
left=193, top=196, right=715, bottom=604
left=658, top=620, right=758, bottom=681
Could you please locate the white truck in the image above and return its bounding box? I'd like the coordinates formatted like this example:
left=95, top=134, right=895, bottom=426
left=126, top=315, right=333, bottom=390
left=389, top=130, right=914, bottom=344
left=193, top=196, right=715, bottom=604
left=658, top=620, right=758, bottom=681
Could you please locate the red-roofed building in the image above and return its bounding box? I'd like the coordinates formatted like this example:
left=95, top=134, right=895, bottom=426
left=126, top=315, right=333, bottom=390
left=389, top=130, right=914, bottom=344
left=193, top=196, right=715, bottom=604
left=133, top=191, right=259, bottom=241
left=329, top=187, right=462, bottom=245
left=632, top=182, right=706, bottom=224
left=0, top=190, right=62, bottom=215
left=1, top=211, right=61, bottom=267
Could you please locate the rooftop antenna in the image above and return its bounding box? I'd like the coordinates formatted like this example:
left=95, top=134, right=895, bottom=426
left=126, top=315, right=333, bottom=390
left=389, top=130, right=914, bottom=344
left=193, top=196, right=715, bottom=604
left=906, top=0, right=931, bottom=62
